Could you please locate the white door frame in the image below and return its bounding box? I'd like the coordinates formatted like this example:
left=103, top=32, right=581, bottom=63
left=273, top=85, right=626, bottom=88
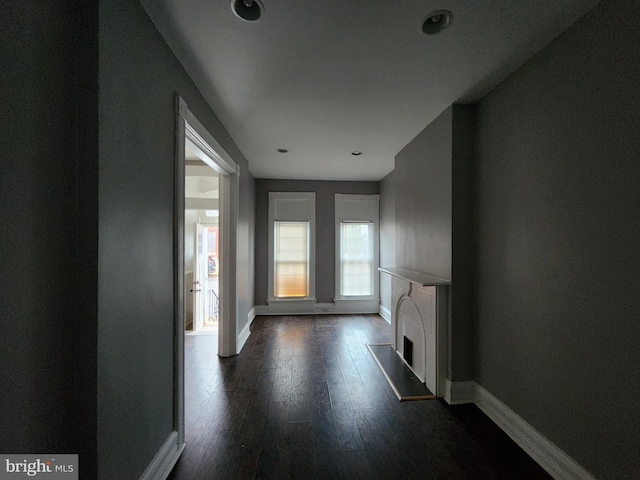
left=174, top=95, right=239, bottom=448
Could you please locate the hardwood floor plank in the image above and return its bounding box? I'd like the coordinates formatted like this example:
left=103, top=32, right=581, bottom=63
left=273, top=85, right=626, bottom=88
left=254, top=447, right=290, bottom=480
left=171, top=314, right=551, bottom=480
left=288, top=384, right=313, bottom=424
left=215, top=388, right=252, bottom=432
left=336, top=449, right=372, bottom=480
left=326, top=380, right=365, bottom=452
left=236, top=397, right=268, bottom=455
left=269, top=365, right=292, bottom=403
left=224, top=454, right=258, bottom=479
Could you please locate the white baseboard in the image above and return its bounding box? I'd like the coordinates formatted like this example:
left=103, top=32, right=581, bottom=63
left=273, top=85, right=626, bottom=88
left=379, top=304, right=391, bottom=324
left=265, top=298, right=318, bottom=314
left=254, top=299, right=381, bottom=316
left=444, top=379, right=476, bottom=405
left=139, top=430, right=184, bottom=480
left=236, top=310, right=254, bottom=354
left=332, top=298, right=380, bottom=314
left=474, top=384, right=595, bottom=480
left=254, top=305, right=270, bottom=315
left=314, top=302, right=336, bottom=313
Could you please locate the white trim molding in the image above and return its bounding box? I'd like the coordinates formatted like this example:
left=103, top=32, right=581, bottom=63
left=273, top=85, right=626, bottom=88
left=254, top=299, right=382, bottom=316
left=475, top=384, right=596, bottom=480
left=444, top=379, right=476, bottom=405
left=332, top=298, right=380, bottom=314
left=183, top=113, right=236, bottom=175
left=237, top=320, right=252, bottom=354
left=334, top=194, right=380, bottom=301
left=267, top=192, right=316, bottom=303
left=139, top=431, right=184, bottom=480
left=379, top=304, right=391, bottom=324
left=444, top=381, right=596, bottom=480
left=173, top=95, right=240, bottom=461
left=266, top=298, right=317, bottom=315
left=236, top=307, right=256, bottom=353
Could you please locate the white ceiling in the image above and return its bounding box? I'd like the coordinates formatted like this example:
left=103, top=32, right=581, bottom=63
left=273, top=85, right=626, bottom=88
left=141, top=0, right=599, bottom=181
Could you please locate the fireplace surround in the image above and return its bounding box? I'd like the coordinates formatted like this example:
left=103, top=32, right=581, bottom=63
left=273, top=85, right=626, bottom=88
left=380, top=267, right=450, bottom=396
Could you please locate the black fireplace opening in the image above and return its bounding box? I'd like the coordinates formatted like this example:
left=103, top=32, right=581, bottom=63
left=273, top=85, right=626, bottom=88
left=403, top=336, right=413, bottom=366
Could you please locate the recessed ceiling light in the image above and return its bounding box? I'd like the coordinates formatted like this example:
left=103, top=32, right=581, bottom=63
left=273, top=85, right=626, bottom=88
left=422, top=10, right=453, bottom=35
left=351, top=151, right=363, bottom=156
left=277, top=148, right=288, bottom=153
left=231, top=0, right=263, bottom=22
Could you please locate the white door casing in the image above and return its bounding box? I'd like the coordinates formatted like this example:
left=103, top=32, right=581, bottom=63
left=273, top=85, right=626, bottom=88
left=174, top=95, right=239, bottom=454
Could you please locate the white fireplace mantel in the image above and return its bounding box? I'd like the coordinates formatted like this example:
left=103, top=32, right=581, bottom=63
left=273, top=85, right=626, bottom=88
left=378, top=267, right=451, bottom=286
left=379, top=267, right=449, bottom=397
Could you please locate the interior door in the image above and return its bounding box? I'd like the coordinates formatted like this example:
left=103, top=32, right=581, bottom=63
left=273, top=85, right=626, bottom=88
left=192, top=223, right=206, bottom=331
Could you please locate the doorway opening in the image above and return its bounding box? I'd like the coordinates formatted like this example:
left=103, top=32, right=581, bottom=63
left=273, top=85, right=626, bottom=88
left=174, top=95, right=239, bottom=452
left=185, top=154, right=220, bottom=338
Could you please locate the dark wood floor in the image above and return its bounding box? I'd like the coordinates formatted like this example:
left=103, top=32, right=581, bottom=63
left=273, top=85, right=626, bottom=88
left=169, top=315, right=551, bottom=479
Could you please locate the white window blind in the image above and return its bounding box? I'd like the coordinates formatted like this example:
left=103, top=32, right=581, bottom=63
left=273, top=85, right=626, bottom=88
left=274, top=221, right=309, bottom=298
left=340, top=222, right=373, bottom=296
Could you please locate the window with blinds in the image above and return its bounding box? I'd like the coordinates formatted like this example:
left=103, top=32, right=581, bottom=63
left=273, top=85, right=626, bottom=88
left=340, top=222, right=373, bottom=296
left=274, top=221, right=309, bottom=298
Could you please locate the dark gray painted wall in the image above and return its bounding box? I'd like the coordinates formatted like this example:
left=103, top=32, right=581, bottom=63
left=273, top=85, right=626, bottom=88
left=382, top=106, right=475, bottom=381
left=474, top=0, right=640, bottom=477
left=450, top=105, right=476, bottom=381
left=98, top=2, right=172, bottom=475
left=75, top=3, right=101, bottom=472
left=237, top=171, right=256, bottom=333
left=379, top=171, right=396, bottom=315
left=0, top=0, right=98, bottom=472
left=254, top=179, right=379, bottom=305
left=394, top=107, right=453, bottom=280
left=97, top=1, right=254, bottom=478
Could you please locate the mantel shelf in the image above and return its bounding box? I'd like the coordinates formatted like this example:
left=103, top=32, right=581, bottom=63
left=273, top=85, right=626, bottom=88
left=379, top=267, right=451, bottom=286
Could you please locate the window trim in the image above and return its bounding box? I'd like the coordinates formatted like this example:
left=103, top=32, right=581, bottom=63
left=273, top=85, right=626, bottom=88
left=268, top=192, right=316, bottom=305
left=339, top=221, right=375, bottom=297
left=334, top=194, right=380, bottom=301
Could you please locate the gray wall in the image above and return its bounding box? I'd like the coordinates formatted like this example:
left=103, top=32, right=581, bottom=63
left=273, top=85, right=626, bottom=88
left=394, top=107, right=453, bottom=280
left=2, top=3, right=253, bottom=476
left=379, top=171, right=396, bottom=316
left=385, top=106, right=475, bottom=381
left=237, top=169, right=256, bottom=333
left=450, top=105, right=476, bottom=381
left=0, top=0, right=99, bottom=471
left=97, top=1, right=254, bottom=478
left=474, top=0, right=640, bottom=477
left=254, top=179, right=379, bottom=305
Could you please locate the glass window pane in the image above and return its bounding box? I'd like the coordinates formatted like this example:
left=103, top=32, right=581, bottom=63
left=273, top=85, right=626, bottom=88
left=340, top=223, right=373, bottom=296
left=274, top=222, right=309, bottom=298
